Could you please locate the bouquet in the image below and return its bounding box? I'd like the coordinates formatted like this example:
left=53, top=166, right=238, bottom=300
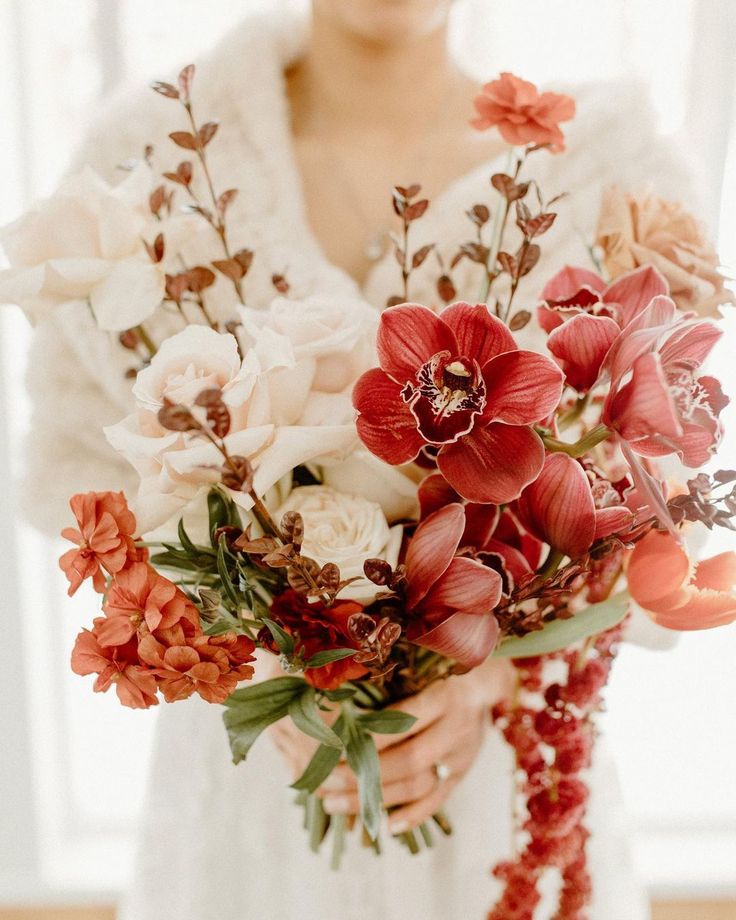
left=3, top=65, right=735, bottom=918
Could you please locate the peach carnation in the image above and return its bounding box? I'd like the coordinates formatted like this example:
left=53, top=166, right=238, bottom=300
left=471, top=73, right=575, bottom=153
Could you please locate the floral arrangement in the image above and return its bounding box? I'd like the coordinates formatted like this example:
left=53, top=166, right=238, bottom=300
left=2, top=66, right=735, bottom=918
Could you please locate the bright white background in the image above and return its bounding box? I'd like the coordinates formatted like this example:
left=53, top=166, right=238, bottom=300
left=0, top=0, right=735, bottom=905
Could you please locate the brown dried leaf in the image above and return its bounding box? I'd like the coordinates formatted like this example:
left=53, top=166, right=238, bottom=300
left=397, top=183, right=421, bottom=199
left=195, top=388, right=230, bottom=438
left=216, top=188, right=238, bottom=216
left=235, top=534, right=279, bottom=555
left=169, top=131, right=199, bottom=151
left=158, top=400, right=198, bottom=432
left=287, top=557, right=321, bottom=594
left=405, top=199, right=429, bottom=221
left=178, top=64, right=195, bottom=104
left=515, top=201, right=532, bottom=229
left=386, top=295, right=405, bottom=308
left=234, top=249, right=254, bottom=273
left=364, top=558, right=393, bottom=586
left=509, top=310, right=532, bottom=331
left=262, top=545, right=297, bottom=568
left=221, top=455, right=253, bottom=492
left=118, top=330, right=139, bottom=350
left=525, top=212, right=557, bottom=238
left=198, top=121, right=219, bottom=147
left=437, top=274, right=457, bottom=304
left=272, top=273, right=290, bottom=294
left=151, top=80, right=179, bottom=99
left=149, top=185, right=166, bottom=215
left=186, top=266, right=216, bottom=292
left=491, top=174, right=529, bottom=202
left=468, top=203, right=490, bottom=226
left=412, top=243, right=434, bottom=270
left=212, top=258, right=245, bottom=282
left=165, top=272, right=189, bottom=302
left=497, top=251, right=517, bottom=276
left=460, top=241, right=490, bottom=265
left=518, top=243, right=541, bottom=277
left=280, top=511, right=304, bottom=550
left=317, top=563, right=341, bottom=594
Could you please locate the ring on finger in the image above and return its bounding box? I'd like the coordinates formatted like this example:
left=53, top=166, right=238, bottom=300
left=432, top=761, right=451, bottom=784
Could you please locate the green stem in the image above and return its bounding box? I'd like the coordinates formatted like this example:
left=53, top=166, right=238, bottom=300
left=558, top=394, right=591, bottom=432
left=542, top=423, right=612, bottom=458
left=134, top=324, right=157, bottom=357
left=330, top=813, right=347, bottom=870
left=539, top=547, right=565, bottom=579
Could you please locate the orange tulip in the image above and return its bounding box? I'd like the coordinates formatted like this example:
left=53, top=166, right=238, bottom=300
left=627, top=529, right=736, bottom=630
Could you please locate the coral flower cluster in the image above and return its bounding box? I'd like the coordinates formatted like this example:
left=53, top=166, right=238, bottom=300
left=66, top=493, right=255, bottom=708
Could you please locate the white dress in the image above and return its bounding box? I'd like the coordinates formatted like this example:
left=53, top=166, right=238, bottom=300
left=22, top=9, right=694, bottom=919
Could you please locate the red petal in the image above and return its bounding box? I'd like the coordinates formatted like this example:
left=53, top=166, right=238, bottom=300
left=405, top=504, right=466, bottom=607
left=410, top=610, right=500, bottom=668
left=547, top=313, right=620, bottom=392
left=659, top=321, right=722, bottom=367
left=353, top=368, right=424, bottom=464
left=418, top=473, right=461, bottom=519
left=438, top=423, right=545, bottom=504
left=541, top=266, right=605, bottom=301
left=695, top=553, right=736, bottom=593
left=482, top=351, right=564, bottom=425
left=376, top=304, right=457, bottom=383
left=594, top=506, right=634, bottom=540
left=419, top=556, right=502, bottom=616
left=604, top=353, right=681, bottom=441
left=96, top=614, right=136, bottom=648
left=516, top=453, right=596, bottom=558
left=440, top=301, right=516, bottom=366
left=604, top=295, right=678, bottom=385
left=603, top=265, right=669, bottom=327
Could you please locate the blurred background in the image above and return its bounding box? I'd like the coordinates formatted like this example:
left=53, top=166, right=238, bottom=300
left=0, top=1, right=734, bottom=918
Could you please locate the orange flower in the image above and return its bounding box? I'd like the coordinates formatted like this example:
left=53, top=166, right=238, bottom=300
left=97, top=562, right=200, bottom=648
left=596, top=187, right=736, bottom=317
left=59, top=491, right=146, bottom=595
left=70, top=620, right=159, bottom=709
left=627, top=530, right=736, bottom=629
left=471, top=73, right=575, bottom=152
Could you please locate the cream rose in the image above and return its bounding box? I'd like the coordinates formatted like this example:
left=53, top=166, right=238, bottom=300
left=105, top=325, right=356, bottom=535
left=0, top=165, right=173, bottom=331
left=596, top=186, right=736, bottom=317
left=239, top=295, right=378, bottom=394
left=276, top=485, right=403, bottom=602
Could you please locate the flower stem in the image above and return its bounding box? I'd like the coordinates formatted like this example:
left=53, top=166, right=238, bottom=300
left=542, top=423, right=611, bottom=458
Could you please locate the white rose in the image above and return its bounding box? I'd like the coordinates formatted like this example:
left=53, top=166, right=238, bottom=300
left=276, top=485, right=403, bottom=602
left=105, top=325, right=356, bottom=534
left=0, top=165, right=170, bottom=331
left=239, top=294, right=378, bottom=394
left=320, top=449, right=421, bottom=524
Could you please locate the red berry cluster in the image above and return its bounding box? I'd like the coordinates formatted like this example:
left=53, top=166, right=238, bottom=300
left=488, top=623, right=625, bottom=920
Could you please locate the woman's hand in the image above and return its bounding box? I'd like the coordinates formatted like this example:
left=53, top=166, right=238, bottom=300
left=316, top=657, right=515, bottom=834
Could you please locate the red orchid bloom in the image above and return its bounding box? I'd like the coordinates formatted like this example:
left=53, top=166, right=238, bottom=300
left=353, top=302, right=564, bottom=504
left=514, top=454, right=634, bottom=559
left=417, top=472, right=543, bottom=588
left=601, top=311, right=727, bottom=468
left=404, top=503, right=503, bottom=668
left=627, top=530, right=736, bottom=630
left=539, top=264, right=669, bottom=392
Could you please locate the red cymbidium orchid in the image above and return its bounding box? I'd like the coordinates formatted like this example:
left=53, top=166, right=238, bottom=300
left=352, top=302, right=564, bottom=504
left=539, top=264, right=669, bottom=392
left=514, top=454, right=635, bottom=559
left=601, top=311, right=727, bottom=468
left=417, top=472, right=544, bottom=589
left=403, top=503, right=503, bottom=668
left=627, top=529, right=736, bottom=629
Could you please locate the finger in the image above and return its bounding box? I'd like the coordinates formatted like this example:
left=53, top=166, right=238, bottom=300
left=372, top=681, right=449, bottom=752
left=322, top=767, right=439, bottom=816
left=387, top=774, right=461, bottom=834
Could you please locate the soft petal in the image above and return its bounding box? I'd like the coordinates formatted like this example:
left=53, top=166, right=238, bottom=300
left=89, top=260, right=164, bottom=331
left=594, top=506, right=634, bottom=540
left=410, top=610, right=500, bottom=669
left=547, top=313, right=620, bottom=392
left=516, top=453, right=596, bottom=558
left=541, top=266, right=605, bottom=302
left=658, top=321, right=722, bottom=367
left=419, top=556, right=503, bottom=617
left=627, top=530, right=691, bottom=609
left=482, top=351, right=563, bottom=425
left=405, top=504, right=466, bottom=607
left=353, top=368, right=424, bottom=465
left=695, top=553, right=736, bottom=593
left=604, top=353, right=681, bottom=442
left=603, top=265, right=669, bottom=326
left=440, top=301, right=516, bottom=366
left=376, top=304, right=457, bottom=383
left=438, top=423, right=545, bottom=504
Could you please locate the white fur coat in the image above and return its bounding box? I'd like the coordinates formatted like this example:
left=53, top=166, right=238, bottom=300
left=22, top=9, right=693, bottom=536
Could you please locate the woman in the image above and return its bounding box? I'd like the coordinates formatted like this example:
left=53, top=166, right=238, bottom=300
left=24, top=1, right=691, bottom=917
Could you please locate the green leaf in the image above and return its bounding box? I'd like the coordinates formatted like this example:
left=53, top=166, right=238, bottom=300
left=304, top=648, right=356, bottom=670
left=344, top=724, right=382, bottom=841
left=223, top=676, right=306, bottom=706
left=289, top=687, right=343, bottom=749
left=216, top=536, right=241, bottom=609
left=291, top=718, right=346, bottom=792
left=262, top=618, right=295, bottom=656
left=356, top=709, right=417, bottom=735
left=222, top=676, right=308, bottom=764
left=177, top=517, right=199, bottom=556
left=494, top=591, right=630, bottom=659
left=323, top=687, right=357, bottom=703
left=207, top=489, right=229, bottom=542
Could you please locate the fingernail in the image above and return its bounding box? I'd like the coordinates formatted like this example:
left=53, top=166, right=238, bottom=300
left=389, top=819, right=409, bottom=835
left=323, top=796, right=350, bottom=815
left=320, top=775, right=345, bottom=793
